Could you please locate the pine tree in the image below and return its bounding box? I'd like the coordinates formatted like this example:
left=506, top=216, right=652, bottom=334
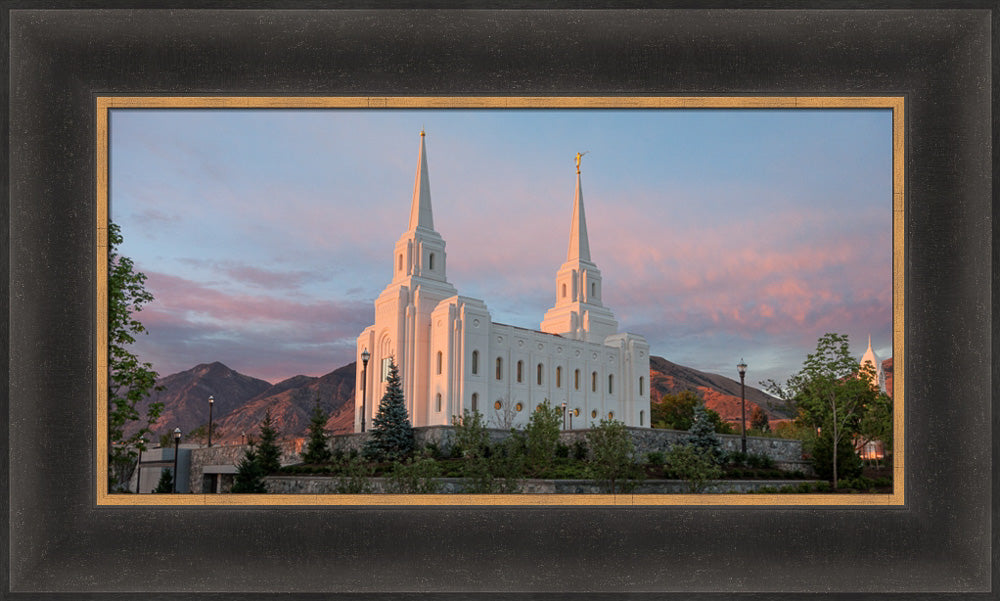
left=301, top=400, right=332, bottom=464
left=231, top=442, right=267, bottom=493
left=152, top=468, right=174, bottom=493
left=363, top=359, right=414, bottom=462
left=688, top=402, right=723, bottom=463
left=255, top=409, right=282, bottom=474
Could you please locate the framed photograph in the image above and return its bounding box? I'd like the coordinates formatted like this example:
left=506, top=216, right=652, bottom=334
left=6, top=6, right=993, bottom=598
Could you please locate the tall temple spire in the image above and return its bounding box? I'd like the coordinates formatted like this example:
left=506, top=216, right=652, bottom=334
left=408, top=130, right=434, bottom=231
left=567, top=166, right=592, bottom=263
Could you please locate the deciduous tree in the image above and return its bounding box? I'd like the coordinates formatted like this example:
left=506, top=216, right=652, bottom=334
left=107, top=222, right=163, bottom=492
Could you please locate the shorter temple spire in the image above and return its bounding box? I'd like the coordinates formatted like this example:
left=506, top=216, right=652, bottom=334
left=408, top=130, right=434, bottom=231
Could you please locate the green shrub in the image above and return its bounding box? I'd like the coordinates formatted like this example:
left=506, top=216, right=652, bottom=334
left=664, top=443, right=722, bottom=493
left=334, top=455, right=374, bottom=494
left=587, top=418, right=643, bottom=494
left=646, top=451, right=666, bottom=466
left=386, top=457, right=443, bottom=494
left=524, top=400, right=562, bottom=470
left=811, top=436, right=863, bottom=483
left=727, top=451, right=749, bottom=466
left=572, top=440, right=589, bottom=461
left=555, top=442, right=570, bottom=459
left=746, top=453, right=775, bottom=469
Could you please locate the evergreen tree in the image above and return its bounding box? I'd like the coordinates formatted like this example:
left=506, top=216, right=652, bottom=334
left=255, top=409, right=283, bottom=474
left=363, top=359, right=414, bottom=462
left=152, top=468, right=174, bottom=493
left=688, top=402, right=723, bottom=463
left=231, top=441, right=267, bottom=493
left=301, top=400, right=333, bottom=464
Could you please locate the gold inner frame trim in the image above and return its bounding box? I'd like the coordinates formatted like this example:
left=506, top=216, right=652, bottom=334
left=96, top=95, right=904, bottom=507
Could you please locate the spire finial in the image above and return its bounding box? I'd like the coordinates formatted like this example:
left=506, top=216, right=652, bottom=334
left=575, top=151, right=589, bottom=175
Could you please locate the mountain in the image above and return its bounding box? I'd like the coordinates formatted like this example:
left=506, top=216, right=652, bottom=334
left=137, top=354, right=795, bottom=444
left=127, top=362, right=273, bottom=439
left=211, top=363, right=356, bottom=443
left=648, top=356, right=792, bottom=426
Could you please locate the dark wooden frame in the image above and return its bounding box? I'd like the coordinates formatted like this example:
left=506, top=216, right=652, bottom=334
left=5, top=5, right=994, bottom=598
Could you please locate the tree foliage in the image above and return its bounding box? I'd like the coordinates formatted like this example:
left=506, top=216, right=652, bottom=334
left=231, top=441, right=267, bottom=493
left=664, top=444, right=723, bottom=493
left=749, top=405, right=771, bottom=433
left=523, top=399, right=562, bottom=470
left=107, top=221, right=163, bottom=492
left=255, top=408, right=283, bottom=474
left=451, top=409, right=491, bottom=459
left=300, top=401, right=333, bottom=464
left=363, top=359, right=414, bottom=462
left=688, top=402, right=724, bottom=463
left=152, top=468, right=174, bottom=493
left=651, top=390, right=733, bottom=434
left=586, top=418, right=643, bottom=494
left=764, top=333, right=887, bottom=488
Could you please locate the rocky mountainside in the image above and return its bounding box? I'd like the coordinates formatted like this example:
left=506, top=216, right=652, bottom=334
left=127, top=362, right=272, bottom=439
left=648, top=356, right=791, bottom=426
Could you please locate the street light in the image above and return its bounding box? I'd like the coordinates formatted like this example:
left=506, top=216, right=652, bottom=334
left=172, top=427, right=182, bottom=493
left=569, top=408, right=573, bottom=430
left=207, top=395, right=215, bottom=448
left=561, top=402, right=567, bottom=430
left=135, top=436, right=145, bottom=494
left=738, top=359, right=748, bottom=454
left=360, top=348, right=371, bottom=433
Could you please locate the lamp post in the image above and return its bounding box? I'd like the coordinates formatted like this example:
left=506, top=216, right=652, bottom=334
left=135, top=436, right=145, bottom=494
left=360, top=348, right=370, bottom=433
left=561, top=402, right=567, bottom=430
left=207, top=395, right=214, bottom=448
left=569, top=409, right=573, bottom=430
left=738, top=359, right=747, bottom=454
left=172, top=427, right=182, bottom=493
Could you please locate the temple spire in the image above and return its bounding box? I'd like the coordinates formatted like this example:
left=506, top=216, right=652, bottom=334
left=408, top=130, right=434, bottom=231
left=566, top=169, right=591, bottom=263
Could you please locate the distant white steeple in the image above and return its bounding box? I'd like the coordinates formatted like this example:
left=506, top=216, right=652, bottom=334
left=408, top=130, right=434, bottom=231
left=859, top=334, right=886, bottom=393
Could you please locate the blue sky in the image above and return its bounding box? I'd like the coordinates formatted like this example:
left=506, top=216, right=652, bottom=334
left=110, top=108, right=893, bottom=386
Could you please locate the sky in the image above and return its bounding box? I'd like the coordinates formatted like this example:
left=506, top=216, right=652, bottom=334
left=110, top=108, right=893, bottom=388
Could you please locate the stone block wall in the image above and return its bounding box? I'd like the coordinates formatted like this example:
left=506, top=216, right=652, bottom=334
left=189, top=441, right=301, bottom=493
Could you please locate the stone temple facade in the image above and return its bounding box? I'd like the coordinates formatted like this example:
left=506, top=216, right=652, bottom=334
left=355, top=133, right=650, bottom=430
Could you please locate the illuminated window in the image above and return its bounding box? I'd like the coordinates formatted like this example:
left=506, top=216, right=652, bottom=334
left=436, top=393, right=442, bottom=412
left=608, top=411, right=614, bottom=420
left=381, top=358, right=392, bottom=382
left=429, top=252, right=435, bottom=270
left=556, top=366, right=562, bottom=388
left=608, top=374, right=614, bottom=394
left=574, top=369, right=580, bottom=390
left=494, top=400, right=502, bottom=410
left=496, top=357, right=503, bottom=380
left=537, top=363, right=543, bottom=385
left=436, top=351, right=443, bottom=375
left=517, top=360, right=523, bottom=383
left=592, top=371, right=597, bottom=392
left=472, top=393, right=479, bottom=412
left=471, top=350, right=479, bottom=375
left=591, top=409, right=598, bottom=419
left=515, top=402, right=523, bottom=412
left=573, top=408, right=580, bottom=417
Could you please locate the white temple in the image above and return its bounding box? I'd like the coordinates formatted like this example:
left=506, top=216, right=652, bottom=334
left=354, top=133, right=651, bottom=430
left=859, top=334, right=886, bottom=393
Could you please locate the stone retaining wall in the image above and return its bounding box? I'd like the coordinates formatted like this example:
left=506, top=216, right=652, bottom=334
left=264, top=475, right=821, bottom=494
left=189, top=441, right=301, bottom=493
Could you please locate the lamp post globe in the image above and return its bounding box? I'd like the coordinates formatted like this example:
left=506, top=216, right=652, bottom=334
left=172, top=427, right=182, bottom=493
left=737, top=359, right=748, bottom=454
left=207, top=395, right=215, bottom=448
left=360, top=348, right=371, bottom=433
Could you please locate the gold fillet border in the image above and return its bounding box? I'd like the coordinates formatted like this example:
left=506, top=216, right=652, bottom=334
left=96, top=96, right=905, bottom=507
